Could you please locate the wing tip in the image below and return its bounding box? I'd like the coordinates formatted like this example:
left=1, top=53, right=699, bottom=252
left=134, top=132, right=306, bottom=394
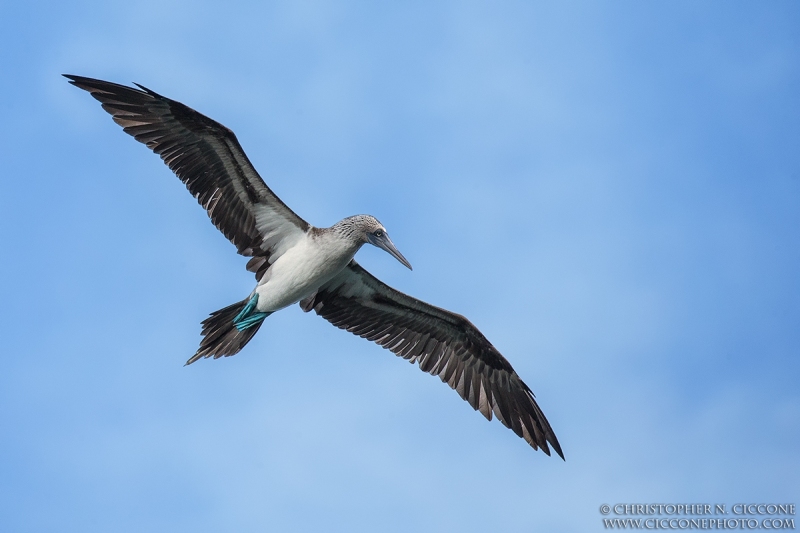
left=537, top=426, right=565, bottom=460
left=549, top=439, right=565, bottom=461
left=63, top=74, right=154, bottom=97
left=63, top=73, right=85, bottom=87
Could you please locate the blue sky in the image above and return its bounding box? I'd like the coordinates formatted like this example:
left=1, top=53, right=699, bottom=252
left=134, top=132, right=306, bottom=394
left=1, top=1, right=798, bottom=531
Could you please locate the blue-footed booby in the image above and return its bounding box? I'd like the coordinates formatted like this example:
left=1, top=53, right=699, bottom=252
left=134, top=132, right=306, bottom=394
left=65, top=75, right=563, bottom=459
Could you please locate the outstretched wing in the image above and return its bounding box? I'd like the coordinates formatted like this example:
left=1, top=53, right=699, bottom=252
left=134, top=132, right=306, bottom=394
left=65, top=75, right=308, bottom=278
left=301, top=261, right=563, bottom=458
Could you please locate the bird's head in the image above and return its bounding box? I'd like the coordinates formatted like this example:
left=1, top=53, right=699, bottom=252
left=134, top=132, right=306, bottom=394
left=339, top=215, right=413, bottom=270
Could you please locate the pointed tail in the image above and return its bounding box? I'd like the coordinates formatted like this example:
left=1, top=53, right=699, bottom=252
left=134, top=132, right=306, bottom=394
left=185, top=298, right=269, bottom=365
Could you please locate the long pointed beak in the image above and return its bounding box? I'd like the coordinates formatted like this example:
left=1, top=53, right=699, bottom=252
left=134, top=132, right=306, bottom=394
left=368, top=232, right=413, bottom=270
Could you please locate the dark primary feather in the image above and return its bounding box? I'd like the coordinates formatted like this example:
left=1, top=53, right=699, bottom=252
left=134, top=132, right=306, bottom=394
left=64, top=74, right=308, bottom=279
left=303, top=261, right=564, bottom=458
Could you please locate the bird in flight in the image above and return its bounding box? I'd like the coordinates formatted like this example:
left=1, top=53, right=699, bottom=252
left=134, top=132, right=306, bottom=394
left=65, top=75, right=563, bottom=458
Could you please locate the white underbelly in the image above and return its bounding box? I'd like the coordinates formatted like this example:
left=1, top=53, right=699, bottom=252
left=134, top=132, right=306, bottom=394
left=254, top=236, right=355, bottom=312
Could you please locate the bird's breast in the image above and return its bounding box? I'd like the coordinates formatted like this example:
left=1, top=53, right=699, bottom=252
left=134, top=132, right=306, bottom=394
left=254, top=233, right=358, bottom=312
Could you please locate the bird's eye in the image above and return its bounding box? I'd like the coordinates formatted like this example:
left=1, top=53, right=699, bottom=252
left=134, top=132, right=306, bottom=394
left=374, top=230, right=384, bottom=238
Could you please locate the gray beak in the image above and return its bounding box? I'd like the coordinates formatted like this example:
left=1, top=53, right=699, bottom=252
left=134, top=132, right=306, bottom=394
left=368, top=232, right=413, bottom=270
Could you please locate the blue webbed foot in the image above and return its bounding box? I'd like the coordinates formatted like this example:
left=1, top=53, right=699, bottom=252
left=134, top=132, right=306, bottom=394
left=233, top=294, right=270, bottom=331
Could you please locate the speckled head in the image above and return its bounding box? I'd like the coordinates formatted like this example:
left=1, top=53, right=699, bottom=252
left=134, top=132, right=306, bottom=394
left=334, top=215, right=412, bottom=270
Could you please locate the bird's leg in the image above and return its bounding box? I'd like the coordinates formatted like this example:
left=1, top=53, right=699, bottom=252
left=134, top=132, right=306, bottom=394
left=233, top=293, right=270, bottom=331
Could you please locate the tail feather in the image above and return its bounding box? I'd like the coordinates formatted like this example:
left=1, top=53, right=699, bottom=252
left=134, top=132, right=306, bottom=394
left=185, top=299, right=266, bottom=365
